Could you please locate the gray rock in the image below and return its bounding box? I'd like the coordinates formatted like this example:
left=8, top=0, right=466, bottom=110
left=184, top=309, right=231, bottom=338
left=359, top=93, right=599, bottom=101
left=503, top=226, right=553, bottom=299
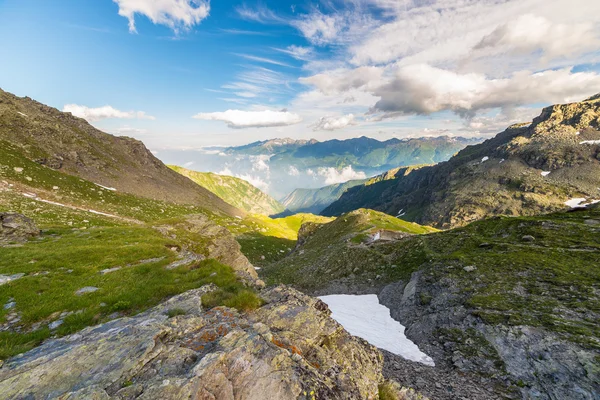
left=0, top=273, right=25, bottom=286
left=75, top=286, right=99, bottom=296
left=99, top=267, right=121, bottom=275
left=0, top=285, right=384, bottom=400
left=521, top=235, right=535, bottom=242
left=463, top=265, right=477, bottom=272
left=0, top=213, right=40, bottom=245
left=48, top=319, right=63, bottom=330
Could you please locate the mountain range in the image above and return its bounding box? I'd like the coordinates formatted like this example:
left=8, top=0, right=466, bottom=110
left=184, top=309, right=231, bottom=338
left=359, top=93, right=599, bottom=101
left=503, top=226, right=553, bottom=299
left=156, top=135, right=480, bottom=200
left=324, top=96, right=600, bottom=228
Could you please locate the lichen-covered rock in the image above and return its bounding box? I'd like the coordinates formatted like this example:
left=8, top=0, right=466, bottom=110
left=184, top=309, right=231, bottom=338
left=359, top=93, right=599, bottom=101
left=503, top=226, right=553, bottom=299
left=0, top=285, right=383, bottom=399
left=0, top=212, right=39, bottom=245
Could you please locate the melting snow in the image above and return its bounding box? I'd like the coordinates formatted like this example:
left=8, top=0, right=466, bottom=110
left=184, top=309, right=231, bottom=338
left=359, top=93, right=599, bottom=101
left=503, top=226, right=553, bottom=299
left=320, top=294, right=435, bottom=366
left=396, top=209, right=406, bottom=217
left=541, top=171, right=551, bottom=177
left=481, top=156, right=489, bottom=163
left=580, top=140, right=600, bottom=145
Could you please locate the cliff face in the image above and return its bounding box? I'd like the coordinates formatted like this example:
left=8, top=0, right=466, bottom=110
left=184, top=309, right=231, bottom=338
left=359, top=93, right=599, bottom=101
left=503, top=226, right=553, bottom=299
left=0, top=89, right=241, bottom=217
left=323, top=96, right=600, bottom=228
left=0, top=285, right=384, bottom=399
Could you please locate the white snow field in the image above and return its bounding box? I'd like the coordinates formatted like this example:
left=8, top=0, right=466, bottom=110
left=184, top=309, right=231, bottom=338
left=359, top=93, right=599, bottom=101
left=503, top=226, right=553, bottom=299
left=319, top=294, right=435, bottom=366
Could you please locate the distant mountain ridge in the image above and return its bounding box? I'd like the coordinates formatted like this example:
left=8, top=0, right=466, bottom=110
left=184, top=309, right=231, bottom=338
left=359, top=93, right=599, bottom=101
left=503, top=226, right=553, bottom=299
left=169, top=166, right=285, bottom=215
left=226, top=135, right=481, bottom=173
left=323, top=96, right=600, bottom=228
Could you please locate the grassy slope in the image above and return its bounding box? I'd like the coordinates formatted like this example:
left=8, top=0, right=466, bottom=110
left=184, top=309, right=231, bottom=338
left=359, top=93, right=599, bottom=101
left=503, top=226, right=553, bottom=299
left=169, top=166, right=284, bottom=215
left=0, top=144, right=262, bottom=359
left=262, top=209, right=438, bottom=291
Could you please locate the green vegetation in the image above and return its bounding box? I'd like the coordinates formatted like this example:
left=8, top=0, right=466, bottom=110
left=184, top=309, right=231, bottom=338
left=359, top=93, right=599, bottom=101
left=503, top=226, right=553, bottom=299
left=169, top=166, right=284, bottom=215
left=262, top=209, right=438, bottom=290
left=267, top=204, right=600, bottom=350
left=378, top=382, right=399, bottom=400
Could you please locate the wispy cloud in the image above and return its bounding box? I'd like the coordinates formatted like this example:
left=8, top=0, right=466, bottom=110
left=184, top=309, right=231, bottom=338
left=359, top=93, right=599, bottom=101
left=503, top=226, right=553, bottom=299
left=219, top=28, right=271, bottom=36
left=232, top=53, right=294, bottom=68
left=235, top=3, right=287, bottom=24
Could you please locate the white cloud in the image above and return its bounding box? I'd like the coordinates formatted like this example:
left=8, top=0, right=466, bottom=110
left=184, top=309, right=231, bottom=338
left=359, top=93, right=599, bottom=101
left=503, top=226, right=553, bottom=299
left=288, top=166, right=300, bottom=176
left=113, top=0, right=210, bottom=33
left=474, top=14, right=599, bottom=61
left=192, top=109, right=302, bottom=128
left=183, top=161, right=195, bottom=167
left=292, top=12, right=340, bottom=45
left=371, top=65, right=600, bottom=117
left=235, top=3, right=286, bottom=24
left=251, top=155, right=271, bottom=172
left=317, top=165, right=366, bottom=185
left=274, top=45, right=313, bottom=60
left=311, top=114, right=357, bottom=131
left=299, top=67, right=383, bottom=95
left=233, top=53, right=293, bottom=68
left=238, top=174, right=270, bottom=192
left=63, top=104, right=156, bottom=122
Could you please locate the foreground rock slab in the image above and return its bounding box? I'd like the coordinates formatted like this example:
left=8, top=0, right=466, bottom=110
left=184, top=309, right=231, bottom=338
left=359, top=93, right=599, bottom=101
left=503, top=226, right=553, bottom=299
left=0, top=212, right=39, bottom=245
left=0, top=285, right=383, bottom=399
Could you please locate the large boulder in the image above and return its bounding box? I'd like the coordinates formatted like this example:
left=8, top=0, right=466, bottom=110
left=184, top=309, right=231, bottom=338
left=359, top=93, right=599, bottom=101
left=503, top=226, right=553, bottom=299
left=0, top=285, right=383, bottom=399
left=0, top=213, right=39, bottom=245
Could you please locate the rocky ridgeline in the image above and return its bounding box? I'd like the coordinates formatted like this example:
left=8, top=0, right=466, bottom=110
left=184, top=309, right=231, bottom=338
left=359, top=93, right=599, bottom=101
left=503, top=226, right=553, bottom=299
left=323, top=95, right=600, bottom=229
left=0, top=286, right=386, bottom=399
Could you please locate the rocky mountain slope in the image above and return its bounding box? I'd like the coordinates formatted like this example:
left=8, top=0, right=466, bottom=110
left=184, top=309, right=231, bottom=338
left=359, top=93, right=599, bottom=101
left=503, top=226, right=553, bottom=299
left=264, top=205, right=600, bottom=399
left=169, top=166, right=285, bottom=215
left=0, top=88, right=240, bottom=217
left=323, top=96, right=600, bottom=228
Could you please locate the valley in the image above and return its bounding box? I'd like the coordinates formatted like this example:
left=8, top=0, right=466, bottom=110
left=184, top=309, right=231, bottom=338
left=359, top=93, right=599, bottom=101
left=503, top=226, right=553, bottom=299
left=0, top=91, right=599, bottom=400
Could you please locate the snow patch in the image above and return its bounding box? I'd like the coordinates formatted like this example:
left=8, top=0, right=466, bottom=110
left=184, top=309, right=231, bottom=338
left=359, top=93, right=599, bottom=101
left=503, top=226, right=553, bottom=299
left=481, top=156, right=489, bottom=163
left=580, top=140, right=600, bottom=145
left=17, top=112, right=28, bottom=117
left=541, top=171, right=551, bottom=177
left=565, top=198, right=600, bottom=208
left=94, top=183, right=117, bottom=191
left=319, top=294, right=435, bottom=366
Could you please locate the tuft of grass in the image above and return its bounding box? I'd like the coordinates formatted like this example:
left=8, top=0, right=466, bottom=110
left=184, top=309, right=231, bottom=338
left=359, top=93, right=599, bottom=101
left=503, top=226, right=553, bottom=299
left=166, top=308, right=187, bottom=318
left=378, top=382, right=399, bottom=400
left=202, top=288, right=263, bottom=312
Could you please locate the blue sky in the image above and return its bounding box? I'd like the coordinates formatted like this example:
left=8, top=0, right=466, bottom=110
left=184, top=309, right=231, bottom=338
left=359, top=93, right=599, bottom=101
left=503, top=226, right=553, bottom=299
left=1, top=0, right=599, bottom=149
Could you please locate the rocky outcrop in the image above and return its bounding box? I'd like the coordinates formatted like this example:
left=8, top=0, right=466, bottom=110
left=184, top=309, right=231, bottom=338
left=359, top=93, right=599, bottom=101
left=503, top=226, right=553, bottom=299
left=153, top=214, right=260, bottom=285
left=0, top=285, right=384, bottom=399
left=0, top=212, right=39, bottom=245
left=378, top=271, right=600, bottom=400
